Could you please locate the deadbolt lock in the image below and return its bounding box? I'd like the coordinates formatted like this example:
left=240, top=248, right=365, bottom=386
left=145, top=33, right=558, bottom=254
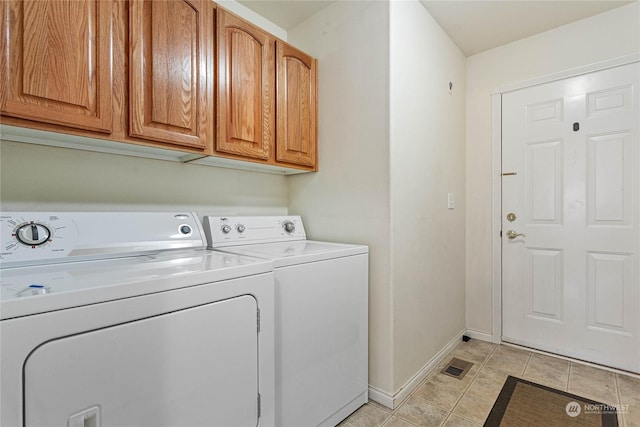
left=506, top=213, right=516, bottom=222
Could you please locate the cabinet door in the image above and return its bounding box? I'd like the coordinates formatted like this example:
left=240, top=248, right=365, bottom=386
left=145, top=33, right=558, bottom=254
left=276, top=41, right=317, bottom=168
left=0, top=0, right=113, bottom=133
left=216, top=9, right=274, bottom=160
left=129, top=0, right=210, bottom=149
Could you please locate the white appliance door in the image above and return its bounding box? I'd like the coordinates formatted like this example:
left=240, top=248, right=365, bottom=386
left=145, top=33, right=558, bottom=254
left=276, top=254, right=368, bottom=426
left=24, top=295, right=260, bottom=427
left=501, top=62, right=640, bottom=372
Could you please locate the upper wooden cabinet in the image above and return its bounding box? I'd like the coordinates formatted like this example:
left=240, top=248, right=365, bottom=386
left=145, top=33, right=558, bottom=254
left=276, top=41, right=317, bottom=168
left=0, top=0, right=113, bottom=133
left=129, top=0, right=211, bottom=149
left=216, top=8, right=274, bottom=160
left=1, top=1, right=317, bottom=172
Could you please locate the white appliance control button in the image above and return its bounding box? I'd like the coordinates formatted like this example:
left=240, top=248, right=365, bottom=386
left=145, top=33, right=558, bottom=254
left=179, top=225, right=192, bottom=235
left=236, top=224, right=246, bottom=233
left=221, top=224, right=232, bottom=234
left=283, top=220, right=295, bottom=234
left=15, top=223, right=51, bottom=246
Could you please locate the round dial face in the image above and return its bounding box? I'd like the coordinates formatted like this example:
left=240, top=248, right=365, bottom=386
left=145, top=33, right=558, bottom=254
left=15, top=223, right=52, bottom=246
left=283, top=220, right=295, bottom=233
left=1, top=214, right=78, bottom=266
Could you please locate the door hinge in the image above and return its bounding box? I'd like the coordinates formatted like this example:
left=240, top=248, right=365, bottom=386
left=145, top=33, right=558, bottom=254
left=257, top=308, right=260, bottom=333
left=257, top=393, right=261, bottom=418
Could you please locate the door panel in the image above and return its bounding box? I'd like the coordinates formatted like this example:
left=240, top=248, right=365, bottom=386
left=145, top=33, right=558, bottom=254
left=276, top=41, right=317, bottom=168
left=1, top=0, right=113, bottom=132
left=129, top=0, right=210, bottom=149
left=216, top=8, right=273, bottom=159
left=587, top=132, right=633, bottom=225
left=502, top=62, right=640, bottom=373
left=24, top=295, right=259, bottom=427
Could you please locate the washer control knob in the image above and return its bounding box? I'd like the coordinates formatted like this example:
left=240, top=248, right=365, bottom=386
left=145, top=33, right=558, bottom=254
left=283, top=220, right=295, bottom=234
left=16, top=223, right=51, bottom=246
left=236, top=224, right=246, bottom=233
left=179, top=225, right=192, bottom=235
left=221, top=224, right=232, bottom=234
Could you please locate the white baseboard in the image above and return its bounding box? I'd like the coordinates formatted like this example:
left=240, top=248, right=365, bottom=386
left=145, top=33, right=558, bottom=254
left=367, top=386, right=394, bottom=409
left=464, top=328, right=496, bottom=343
left=368, top=329, right=465, bottom=410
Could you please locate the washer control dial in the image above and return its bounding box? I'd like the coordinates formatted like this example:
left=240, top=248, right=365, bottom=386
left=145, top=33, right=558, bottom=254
left=15, top=223, right=51, bottom=246
left=236, top=224, right=246, bottom=233
left=283, top=220, right=295, bottom=234
left=221, top=224, right=232, bottom=234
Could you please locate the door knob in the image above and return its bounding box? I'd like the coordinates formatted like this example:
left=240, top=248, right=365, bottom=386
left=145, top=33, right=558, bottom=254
left=506, top=230, right=526, bottom=239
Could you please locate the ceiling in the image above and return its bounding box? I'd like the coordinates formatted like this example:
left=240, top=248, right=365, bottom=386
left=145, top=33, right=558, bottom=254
left=237, top=0, right=336, bottom=31
left=237, top=0, right=634, bottom=56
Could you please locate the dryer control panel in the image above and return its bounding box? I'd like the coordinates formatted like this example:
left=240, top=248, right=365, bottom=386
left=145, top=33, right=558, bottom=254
left=0, top=212, right=206, bottom=268
left=204, top=216, right=306, bottom=248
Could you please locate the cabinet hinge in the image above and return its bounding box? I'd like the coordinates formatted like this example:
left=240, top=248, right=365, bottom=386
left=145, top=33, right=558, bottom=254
left=257, top=393, right=261, bottom=418
left=257, top=308, right=260, bottom=333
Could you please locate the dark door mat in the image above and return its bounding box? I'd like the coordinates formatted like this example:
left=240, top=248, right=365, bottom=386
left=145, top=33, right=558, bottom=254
left=484, top=375, right=618, bottom=426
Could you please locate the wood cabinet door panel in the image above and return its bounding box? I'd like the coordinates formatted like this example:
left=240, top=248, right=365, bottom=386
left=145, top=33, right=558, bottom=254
left=276, top=41, right=317, bottom=167
left=129, top=0, right=210, bottom=149
left=216, top=9, right=273, bottom=160
left=1, top=0, right=113, bottom=133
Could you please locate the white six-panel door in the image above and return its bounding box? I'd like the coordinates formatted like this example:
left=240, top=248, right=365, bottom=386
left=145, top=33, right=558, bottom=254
left=502, top=62, right=640, bottom=373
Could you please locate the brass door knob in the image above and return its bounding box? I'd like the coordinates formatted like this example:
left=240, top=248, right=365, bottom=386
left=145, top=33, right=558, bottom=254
left=506, top=230, right=526, bottom=239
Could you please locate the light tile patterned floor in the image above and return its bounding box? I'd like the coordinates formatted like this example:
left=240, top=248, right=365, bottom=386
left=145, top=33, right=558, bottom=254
left=338, top=340, right=640, bottom=427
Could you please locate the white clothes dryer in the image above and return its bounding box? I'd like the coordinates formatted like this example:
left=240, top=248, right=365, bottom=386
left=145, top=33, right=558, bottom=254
left=204, top=216, right=368, bottom=427
left=0, top=212, right=275, bottom=427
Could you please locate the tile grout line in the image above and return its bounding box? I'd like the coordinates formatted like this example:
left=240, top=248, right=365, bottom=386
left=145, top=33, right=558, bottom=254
left=388, top=343, right=500, bottom=427
left=407, top=342, right=499, bottom=427
left=359, top=343, right=635, bottom=427
left=520, top=351, right=533, bottom=377
left=567, top=362, right=573, bottom=393
left=446, top=344, right=499, bottom=425
left=613, top=373, right=625, bottom=427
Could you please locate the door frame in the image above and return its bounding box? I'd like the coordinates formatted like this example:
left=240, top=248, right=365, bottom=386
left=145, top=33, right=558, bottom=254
left=490, top=53, right=640, bottom=344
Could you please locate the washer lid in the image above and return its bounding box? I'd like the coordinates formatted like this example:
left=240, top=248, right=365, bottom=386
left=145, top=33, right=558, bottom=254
left=0, top=249, right=272, bottom=320
left=215, top=240, right=368, bottom=267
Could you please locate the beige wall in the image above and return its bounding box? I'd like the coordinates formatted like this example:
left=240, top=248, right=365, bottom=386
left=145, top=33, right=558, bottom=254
left=0, top=0, right=290, bottom=217
left=389, top=0, right=467, bottom=391
left=0, top=141, right=288, bottom=216
left=465, top=2, right=640, bottom=335
left=6, top=0, right=635, bottom=404
left=286, top=1, right=393, bottom=392
left=287, top=0, right=466, bottom=396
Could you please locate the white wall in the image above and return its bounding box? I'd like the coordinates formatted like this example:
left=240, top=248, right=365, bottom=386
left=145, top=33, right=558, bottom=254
left=465, top=2, right=640, bottom=335
left=389, top=0, right=466, bottom=391
left=286, top=1, right=393, bottom=392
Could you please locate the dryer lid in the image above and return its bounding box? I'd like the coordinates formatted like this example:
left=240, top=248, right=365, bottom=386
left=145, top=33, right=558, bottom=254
left=0, top=247, right=272, bottom=320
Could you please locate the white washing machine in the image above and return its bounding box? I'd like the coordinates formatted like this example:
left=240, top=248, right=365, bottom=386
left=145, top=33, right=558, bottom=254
left=203, top=216, right=368, bottom=427
left=0, top=212, right=275, bottom=427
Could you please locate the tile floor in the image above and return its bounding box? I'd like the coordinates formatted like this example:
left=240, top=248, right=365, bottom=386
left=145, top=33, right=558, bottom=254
left=339, top=340, right=640, bottom=427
